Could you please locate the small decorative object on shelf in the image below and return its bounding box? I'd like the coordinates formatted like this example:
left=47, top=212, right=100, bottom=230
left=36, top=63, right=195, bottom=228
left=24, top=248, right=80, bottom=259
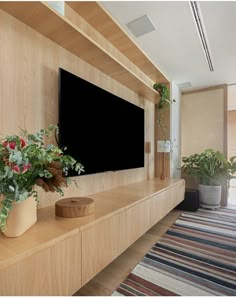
left=0, top=124, right=84, bottom=237
left=55, top=197, right=95, bottom=218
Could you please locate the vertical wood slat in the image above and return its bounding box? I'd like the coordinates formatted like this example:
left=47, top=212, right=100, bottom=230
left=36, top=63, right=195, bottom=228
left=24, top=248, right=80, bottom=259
left=155, top=83, right=171, bottom=179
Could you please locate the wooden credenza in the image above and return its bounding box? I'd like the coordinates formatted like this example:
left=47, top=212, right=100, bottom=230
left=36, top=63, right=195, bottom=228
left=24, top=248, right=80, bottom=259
left=0, top=178, right=185, bottom=295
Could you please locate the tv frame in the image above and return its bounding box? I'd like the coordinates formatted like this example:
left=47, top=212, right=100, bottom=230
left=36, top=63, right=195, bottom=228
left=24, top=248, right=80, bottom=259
left=58, top=68, right=145, bottom=176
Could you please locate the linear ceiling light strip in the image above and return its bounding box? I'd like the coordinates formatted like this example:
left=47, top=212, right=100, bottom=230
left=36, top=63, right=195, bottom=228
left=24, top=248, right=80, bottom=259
left=190, top=1, right=214, bottom=72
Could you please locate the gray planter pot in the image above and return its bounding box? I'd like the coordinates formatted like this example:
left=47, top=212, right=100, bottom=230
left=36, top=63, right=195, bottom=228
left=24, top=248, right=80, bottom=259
left=198, top=184, right=221, bottom=209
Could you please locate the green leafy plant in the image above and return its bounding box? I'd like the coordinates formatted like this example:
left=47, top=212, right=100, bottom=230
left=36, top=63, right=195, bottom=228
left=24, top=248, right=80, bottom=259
left=182, top=149, right=236, bottom=185
left=153, top=83, right=171, bottom=109
left=153, top=83, right=175, bottom=141
left=0, top=125, right=84, bottom=231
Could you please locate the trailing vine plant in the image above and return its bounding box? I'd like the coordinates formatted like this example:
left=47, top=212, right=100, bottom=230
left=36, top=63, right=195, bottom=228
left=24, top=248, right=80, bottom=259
left=153, top=83, right=175, bottom=143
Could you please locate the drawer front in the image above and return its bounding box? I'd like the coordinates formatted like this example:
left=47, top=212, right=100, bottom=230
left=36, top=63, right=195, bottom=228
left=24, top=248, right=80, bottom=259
left=82, top=211, right=127, bottom=286
left=150, top=190, right=170, bottom=226
left=126, top=199, right=150, bottom=246
left=150, top=182, right=184, bottom=227
left=0, top=233, right=81, bottom=296
left=176, top=180, right=185, bottom=204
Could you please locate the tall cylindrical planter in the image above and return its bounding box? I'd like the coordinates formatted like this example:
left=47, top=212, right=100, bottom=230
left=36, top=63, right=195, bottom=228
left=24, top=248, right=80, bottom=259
left=2, top=197, right=37, bottom=237
left=199, top=184, right=221, bottom=209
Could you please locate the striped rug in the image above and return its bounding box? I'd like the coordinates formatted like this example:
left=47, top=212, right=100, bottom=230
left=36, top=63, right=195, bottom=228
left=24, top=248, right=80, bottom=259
left=112, top=208, right=236, bottom=296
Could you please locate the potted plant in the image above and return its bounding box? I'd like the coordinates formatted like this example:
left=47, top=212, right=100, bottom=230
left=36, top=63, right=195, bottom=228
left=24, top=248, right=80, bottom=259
left=182, top=149, right=236, bottom=209
left=153, top=83, right=175, bottom=141
left=0, top=124, right=84, bottom=237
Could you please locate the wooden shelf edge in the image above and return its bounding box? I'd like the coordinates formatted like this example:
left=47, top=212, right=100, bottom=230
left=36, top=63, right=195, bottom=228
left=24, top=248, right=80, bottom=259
left=67, top=1, right=169, bottom=84
left=0, top=1, right=160, bottom=103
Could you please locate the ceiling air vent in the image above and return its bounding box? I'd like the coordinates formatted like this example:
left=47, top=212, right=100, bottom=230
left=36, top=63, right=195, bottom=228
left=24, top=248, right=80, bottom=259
left=189, top=1, right=214, bottom=72
left=126, top=15, right=156, bottom=38
left=177, top=82, right=192, bottom=89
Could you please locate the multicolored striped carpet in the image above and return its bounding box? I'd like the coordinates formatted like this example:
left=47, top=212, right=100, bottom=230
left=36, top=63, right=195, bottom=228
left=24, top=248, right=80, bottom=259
left=112, top=208, right=236, bottom=296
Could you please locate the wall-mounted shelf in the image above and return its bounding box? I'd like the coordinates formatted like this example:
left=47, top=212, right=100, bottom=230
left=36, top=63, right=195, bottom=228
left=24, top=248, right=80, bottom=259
left=67, top=1, right=169, bottom=85
left=0, top=1, right=161, bottom=103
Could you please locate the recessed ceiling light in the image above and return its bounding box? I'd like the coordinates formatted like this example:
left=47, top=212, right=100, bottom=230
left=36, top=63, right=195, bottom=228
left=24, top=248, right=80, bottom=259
left=126, top=15, right=156, bottom=38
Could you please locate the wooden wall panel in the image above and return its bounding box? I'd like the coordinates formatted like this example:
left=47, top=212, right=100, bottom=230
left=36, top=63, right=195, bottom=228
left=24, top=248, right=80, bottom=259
left=182, top=86, right=226, bottom=157
left=182, top=85, right=227, bottom=204
left=155, top=83, right=171, bottom=179
left=145, top=100, right=155, bottom=180
left=0, top=9, right=155, bottom=208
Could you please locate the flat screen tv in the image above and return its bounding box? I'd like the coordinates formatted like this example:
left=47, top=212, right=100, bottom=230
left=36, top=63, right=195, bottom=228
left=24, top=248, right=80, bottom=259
left=58, top=68, right=145, bottom=176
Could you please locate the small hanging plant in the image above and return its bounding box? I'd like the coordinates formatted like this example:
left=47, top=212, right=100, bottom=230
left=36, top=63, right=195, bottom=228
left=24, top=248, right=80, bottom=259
left=153, top=83, right=175, bottom=142
left=153, top=83, right=175, bottom=109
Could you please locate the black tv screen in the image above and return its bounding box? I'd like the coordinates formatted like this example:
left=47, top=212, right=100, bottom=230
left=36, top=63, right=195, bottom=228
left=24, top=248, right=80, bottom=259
left=58, top=68, right=145, bottom=176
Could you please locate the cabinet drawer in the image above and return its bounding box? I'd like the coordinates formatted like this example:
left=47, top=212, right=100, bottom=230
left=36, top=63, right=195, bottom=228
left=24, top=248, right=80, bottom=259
left=150, top=190, right=170, bottom=226
left=176, top=180, right=185, bottom=204
left=81, top=211, right=127, bottom=286
left=126, top=199, right=150, bottom=246
left=0, top=233, right=81, bottom=296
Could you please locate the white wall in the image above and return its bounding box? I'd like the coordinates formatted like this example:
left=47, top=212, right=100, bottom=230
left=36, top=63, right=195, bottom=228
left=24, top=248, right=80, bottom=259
left=170, top=82, right=181, bottom=178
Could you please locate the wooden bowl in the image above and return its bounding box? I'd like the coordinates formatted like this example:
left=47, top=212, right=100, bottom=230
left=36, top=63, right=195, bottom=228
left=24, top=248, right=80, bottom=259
left=55, top=197, right=95, bottom=218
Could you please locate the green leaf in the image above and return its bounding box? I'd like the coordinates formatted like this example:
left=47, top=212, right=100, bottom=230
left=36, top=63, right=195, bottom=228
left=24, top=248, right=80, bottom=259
left=182, top=148, right=235, bottom=185
left=9, top=185, right=15, bottom=191
left=18, top=191, right=29, bottom=202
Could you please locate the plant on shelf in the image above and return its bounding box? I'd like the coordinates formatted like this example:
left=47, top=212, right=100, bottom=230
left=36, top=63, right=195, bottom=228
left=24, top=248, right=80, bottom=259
left=153, top=83, right=175, bottom=142
left=182, top=148, right=236, bottom=208
left=0, top=124, right=84, bottom=232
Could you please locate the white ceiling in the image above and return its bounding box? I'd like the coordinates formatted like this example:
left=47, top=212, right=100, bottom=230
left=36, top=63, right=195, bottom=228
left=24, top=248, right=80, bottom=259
left=101, top=1, right=236, bottom=92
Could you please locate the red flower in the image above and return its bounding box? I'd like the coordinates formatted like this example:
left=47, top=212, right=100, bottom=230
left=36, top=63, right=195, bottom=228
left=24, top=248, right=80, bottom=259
left=2, top=140, right=8, bottom=147
left=22, top=163, right=31, bottom=173
left=12, top=165, right=20, bottom=173
left=9, top=142, right=16, bottom=150
left=20, top=138, right=26, bottom=148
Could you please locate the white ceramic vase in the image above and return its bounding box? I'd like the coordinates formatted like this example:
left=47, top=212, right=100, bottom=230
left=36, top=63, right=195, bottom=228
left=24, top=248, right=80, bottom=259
left=2, top=197, right=37, bottom=237
left=198, top=184, right=221, bottom=209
